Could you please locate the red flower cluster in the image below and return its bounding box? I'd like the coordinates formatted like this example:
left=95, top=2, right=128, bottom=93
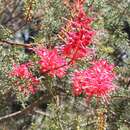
left=11, top=64, right=31, bottom=78
left=11, top=64, right=40, bottom=95
left=34, top=48, right=68, bottom=78
left=62, top=7, right=95, bottom=61
left=72, top=60, right=117, bottom=102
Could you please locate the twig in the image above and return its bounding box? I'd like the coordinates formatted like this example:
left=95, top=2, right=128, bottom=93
left=0, top=87, right=67, bottom=123
left=0, top=40, right=35, bottom=48
left=112, top=96, right=130, bottom=100
left=81, top=121, right=96, bottom=127
left=24, top=0, right=36, bottom=22
left=0, top=93, right=50, bottom=123
left=34, top=110, right=51, bottom=117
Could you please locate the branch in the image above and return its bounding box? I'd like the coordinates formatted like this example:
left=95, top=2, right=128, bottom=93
left=112, top=96, right=130, bottom=100
left=0, top=87, right=67, bottom=123
left=34, top=110, right=51, bottom=117
left=0, top=93, right=50, bottom=123
left=0, top=40, right=35, bottom=48
left=81, top=121, right=96, bottom=127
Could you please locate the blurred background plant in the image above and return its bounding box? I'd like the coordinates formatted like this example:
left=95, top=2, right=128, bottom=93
left=0, top=0, right=130, bottom=130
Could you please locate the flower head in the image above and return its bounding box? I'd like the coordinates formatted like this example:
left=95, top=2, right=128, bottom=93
left=62, top=8, right=95, bottom=61
left=11, top=64, right=31, bottom=78
left=34, top=48, right=68, bottom=78
left=72, top=59, right=117, bottom=102
left=10, top=63, right=40, bottom=95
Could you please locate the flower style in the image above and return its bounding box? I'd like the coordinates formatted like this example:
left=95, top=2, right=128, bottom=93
left=72, top=59, right=117, bottom=102
left=34, top=48, right=68, bottom=78
left=11, top=63, right=40, bottom=95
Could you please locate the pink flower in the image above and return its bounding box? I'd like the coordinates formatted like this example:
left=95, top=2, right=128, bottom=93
left=30, top=76, right=40, bottom=86
left=34, top=48, right=68, bottom=78
left=10, top=63, right=40, bottom=95
left=72, top=59, right=117, bottom=102
left=11, top=64, right=32, bottom=78
left=62, top=8, right=95, bottom=61
left=62, top=29, right=94, bottom=60
left=28, top=84, right=37, bottom=95
left=72, top=9, right=93, bottom=29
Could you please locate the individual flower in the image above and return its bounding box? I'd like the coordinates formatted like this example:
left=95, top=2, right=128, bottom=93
left=72, top=59, right=117, bottom=102
left=34, top=48, right=68, bottom=78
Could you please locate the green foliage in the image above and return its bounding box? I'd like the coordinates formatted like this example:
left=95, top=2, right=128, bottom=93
left=0, top=0, right=129, bottom=130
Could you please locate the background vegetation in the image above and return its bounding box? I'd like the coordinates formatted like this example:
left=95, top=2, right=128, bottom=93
left=0, top=0, right=130, bottom=130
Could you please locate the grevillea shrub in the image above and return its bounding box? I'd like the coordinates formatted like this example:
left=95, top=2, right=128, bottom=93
left=1, top=0, right=130, bottom=129
left=9, top=0, right=117, bottom=104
